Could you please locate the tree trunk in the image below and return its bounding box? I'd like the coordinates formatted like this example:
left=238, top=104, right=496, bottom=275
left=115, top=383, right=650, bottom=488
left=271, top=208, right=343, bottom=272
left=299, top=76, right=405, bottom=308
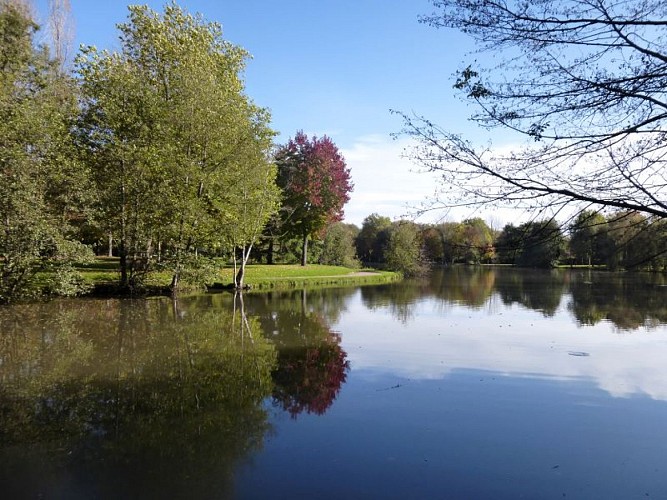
left=107, top=232, right=113, bottom=257
left=119, top=246, right=128, bottom=288
left=267, top=238, right=274, bottom=265
left=235, top=266, right=244, bottom=289
left=234, top=247, right=244, bottom=289
left=235, top=244, right=253, bottom=289
left=301, top=233, right=308, bottom=267
left=119, top=166, right=128, bottom=288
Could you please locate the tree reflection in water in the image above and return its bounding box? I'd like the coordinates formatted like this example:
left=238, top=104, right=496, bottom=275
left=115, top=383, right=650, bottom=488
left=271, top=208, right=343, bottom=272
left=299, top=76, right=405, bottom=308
left=272, top=329, right=349, bottom=418
left=240, top=289, right=352, bottom=418
left=0, top=297, right=276, bottom=498
left=357, top=267, right=667, bottom=331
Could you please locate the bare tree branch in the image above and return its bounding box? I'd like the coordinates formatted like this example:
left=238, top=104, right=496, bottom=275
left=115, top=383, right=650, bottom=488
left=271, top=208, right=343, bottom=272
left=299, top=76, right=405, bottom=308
left=399, top=0, right=667, bottom=220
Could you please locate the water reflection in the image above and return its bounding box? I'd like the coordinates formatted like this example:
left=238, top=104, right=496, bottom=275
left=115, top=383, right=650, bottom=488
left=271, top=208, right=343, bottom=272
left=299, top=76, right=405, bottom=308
left=363, top=267, right=667, bottom=330
left=241, top=289, right=351, bottom=418
left=0, top=297, right=276, bottom=498
left=2, top=270, right=667, bottom=497
left=568, top=270, right=667, bottom=329
left=336, top=268, right=667, bottom=402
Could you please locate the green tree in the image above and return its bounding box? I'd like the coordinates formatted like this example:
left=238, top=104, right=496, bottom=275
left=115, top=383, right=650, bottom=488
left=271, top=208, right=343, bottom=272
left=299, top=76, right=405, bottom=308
left=460, top=218, right=494, bottom=264
left=515, top=220, right=566, bottom=268
left=0, top=1, right=92, bottom=303
left=77, top=3, right=274, bottom=291
left=495, top=224, right=522, bottom=264
left=438, top=222, right=465, bottom=265
left=220, top=148, right=280, bottom=289
left=318, top=222, right=360, bottom=268
left=385, top=221, right=425, bottom=277
left=599, top=210, right=667, bottom=270
left=420, top=225, right=444, bottom=264
left=355, top=213, right=392, bottom=264
left=569, top=210, right=607, bottom=266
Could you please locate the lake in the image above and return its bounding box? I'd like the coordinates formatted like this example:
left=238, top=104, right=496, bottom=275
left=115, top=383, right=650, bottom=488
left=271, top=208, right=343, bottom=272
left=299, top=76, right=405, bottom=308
left=2, top=267, right=667, bottom=499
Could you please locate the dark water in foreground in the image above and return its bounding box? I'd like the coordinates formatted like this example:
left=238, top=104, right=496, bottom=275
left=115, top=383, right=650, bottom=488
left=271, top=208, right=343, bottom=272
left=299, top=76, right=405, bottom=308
left=2, top=268, right=667, bottom=499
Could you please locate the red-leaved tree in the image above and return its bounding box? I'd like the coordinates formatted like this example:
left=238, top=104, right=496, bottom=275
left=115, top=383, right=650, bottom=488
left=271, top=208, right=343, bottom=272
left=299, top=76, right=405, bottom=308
left=275, top=131, right=353, bottom=266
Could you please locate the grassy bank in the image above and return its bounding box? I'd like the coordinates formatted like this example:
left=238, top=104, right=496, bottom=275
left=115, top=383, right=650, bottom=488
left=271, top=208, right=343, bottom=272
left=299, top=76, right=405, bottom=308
left=215, top=264, right=399, bottom=289
left=77, top=259, right=399, bottom=293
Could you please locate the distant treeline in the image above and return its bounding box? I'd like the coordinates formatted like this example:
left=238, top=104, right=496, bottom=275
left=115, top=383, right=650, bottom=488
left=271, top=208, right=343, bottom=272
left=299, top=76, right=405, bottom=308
left=292, top=210, right=667, bottom=275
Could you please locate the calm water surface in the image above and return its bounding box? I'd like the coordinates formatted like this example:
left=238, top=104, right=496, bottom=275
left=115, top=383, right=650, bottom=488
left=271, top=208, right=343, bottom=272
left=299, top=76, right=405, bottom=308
left=2, top=268, right=667, bottom=499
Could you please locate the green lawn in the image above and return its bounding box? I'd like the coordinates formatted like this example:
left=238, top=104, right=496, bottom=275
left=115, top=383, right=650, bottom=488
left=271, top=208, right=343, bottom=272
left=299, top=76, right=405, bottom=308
left=76, top=259, right=398, bottom=290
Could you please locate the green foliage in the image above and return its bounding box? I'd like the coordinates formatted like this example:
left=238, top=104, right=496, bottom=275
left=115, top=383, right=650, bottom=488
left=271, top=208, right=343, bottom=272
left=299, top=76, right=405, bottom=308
left=0, top=2, right=92, bottom=303
left=569, top=210, right=608, bottom=266
left=355, top=213, right=392, bottom=264
left=494, top=221, right=566, bottom=268
left=495, top=224, right=523, bottom=264
left=601, top=211, right=667, bottom=271
left=385, top=221, right=425, bottom=277
left=514, top=220, right=566, bottom=268
left=76, top=3, right=276, bottom=292
left=318, top=223, right=360, bottom=268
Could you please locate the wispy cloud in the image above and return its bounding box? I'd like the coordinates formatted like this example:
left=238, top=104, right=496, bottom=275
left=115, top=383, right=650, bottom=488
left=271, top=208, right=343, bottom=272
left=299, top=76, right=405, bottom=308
left=341, top=134, right=531, bottom=227
left=341, top=135, right=442, bottom=225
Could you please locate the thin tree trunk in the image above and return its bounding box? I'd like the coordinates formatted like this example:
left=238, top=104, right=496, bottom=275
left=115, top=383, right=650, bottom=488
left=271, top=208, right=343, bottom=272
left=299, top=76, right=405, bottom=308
left=170, top=272, right=179, bottom=291
left=235, top=243, right=253, bottom=289
left=267, top=238, right=274, bottom=265
left=108, top=232, right=113, bottom=257
left=301, top=233, right=308, bottom=267
left=119, top=165, right=128, bottom=288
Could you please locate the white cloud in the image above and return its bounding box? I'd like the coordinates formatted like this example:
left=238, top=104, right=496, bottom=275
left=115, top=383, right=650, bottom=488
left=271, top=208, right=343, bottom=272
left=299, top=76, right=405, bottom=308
left=341, top=135, right=442, bottom=226
left=340, top=135, right=534, bottom=227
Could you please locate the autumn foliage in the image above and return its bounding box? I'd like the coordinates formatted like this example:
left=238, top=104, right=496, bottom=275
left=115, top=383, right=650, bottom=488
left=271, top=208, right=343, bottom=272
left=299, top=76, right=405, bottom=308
left=275, top=131, right=353, bottom=265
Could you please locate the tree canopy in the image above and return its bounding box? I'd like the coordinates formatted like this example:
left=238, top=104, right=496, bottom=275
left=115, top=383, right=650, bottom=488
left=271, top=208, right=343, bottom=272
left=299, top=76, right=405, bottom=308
left=0, top=0, right=92, bottom=303
left=275, top=131, right=353, bottom=266
left=76, top=3, right=276, bottom=291
left=398, top=0, right=667, bottom=221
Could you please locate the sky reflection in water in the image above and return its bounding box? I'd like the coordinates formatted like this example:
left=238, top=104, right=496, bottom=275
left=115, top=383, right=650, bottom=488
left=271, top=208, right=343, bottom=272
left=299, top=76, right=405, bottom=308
left=237, top=268, right=667, bottom=499
left=337, top=290, right=667, bottom=401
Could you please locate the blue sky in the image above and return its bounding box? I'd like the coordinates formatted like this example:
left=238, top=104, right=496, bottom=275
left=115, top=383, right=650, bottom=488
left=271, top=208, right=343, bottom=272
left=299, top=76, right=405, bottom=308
left=33, top=0, right=518, bottom=226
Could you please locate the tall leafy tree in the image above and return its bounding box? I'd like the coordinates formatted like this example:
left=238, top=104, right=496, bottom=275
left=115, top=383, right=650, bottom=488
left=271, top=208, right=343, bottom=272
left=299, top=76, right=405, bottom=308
left=385, top=221, right=425, bottom=277
left=460, top=218, right=494, bottom=264
left=77, top=3, right=275, bottom=291
left=275, top=131, right=353, bottom=266
left=0, top=1, right=91, bottom=302
left=569, top=210, right=607, bottom=266
left=318, top=222, right=360, bottom=268
left=602, top=211, right=659, bottom=270
left=495, top=224, right=523, bottom=264
left=514, top=220, right=565, bottom=268
left=420, top=225, right=444, bottom=264
left=217, top=137, right=280, bottom=289
left=438, top=222, right=465, bottom=265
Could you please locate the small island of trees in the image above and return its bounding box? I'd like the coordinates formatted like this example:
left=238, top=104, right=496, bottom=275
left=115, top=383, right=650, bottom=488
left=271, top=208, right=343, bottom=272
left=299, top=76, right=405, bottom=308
left=2, top=0, right=666, bottom=305
left=0, top=1, right=354, bottom=303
